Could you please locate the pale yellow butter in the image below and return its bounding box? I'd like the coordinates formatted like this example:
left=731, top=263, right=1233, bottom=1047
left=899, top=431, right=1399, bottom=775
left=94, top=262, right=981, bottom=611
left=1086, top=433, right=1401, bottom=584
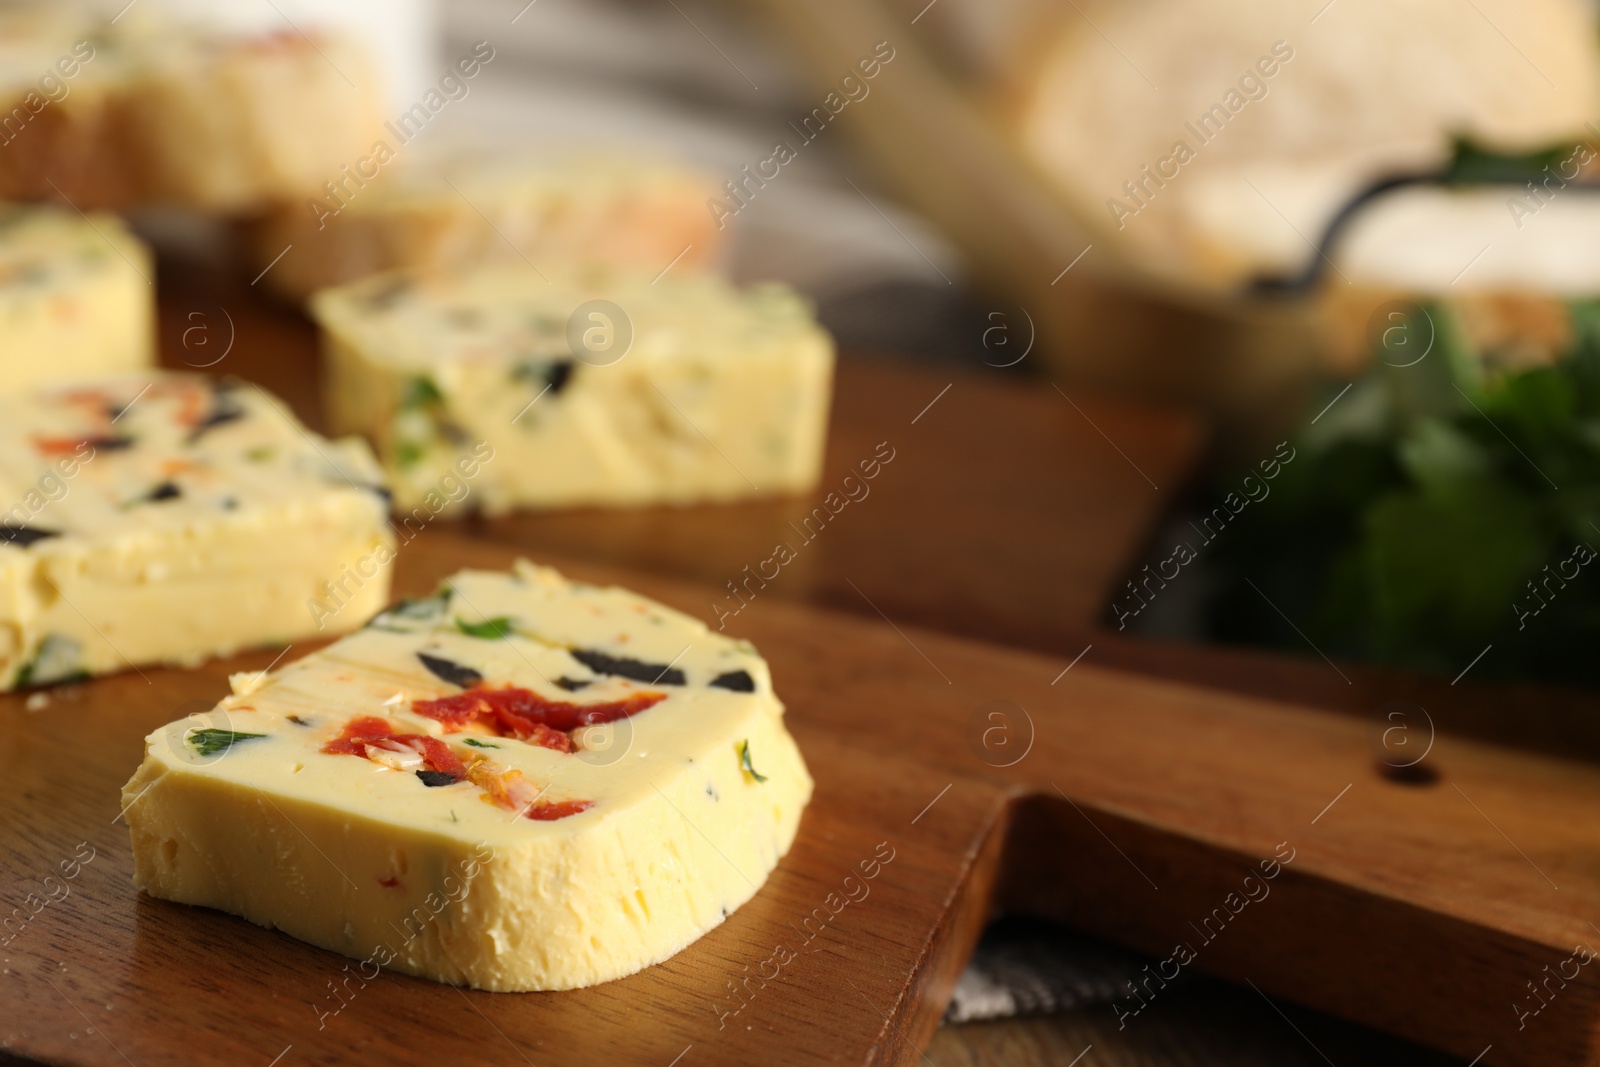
left=0, top=205, right=152, bottom=392
left=313, top=265, right=835, bottom=514
left=0, top=373, right=392, bottom=688
left=123, top=562, right=812, bottom=991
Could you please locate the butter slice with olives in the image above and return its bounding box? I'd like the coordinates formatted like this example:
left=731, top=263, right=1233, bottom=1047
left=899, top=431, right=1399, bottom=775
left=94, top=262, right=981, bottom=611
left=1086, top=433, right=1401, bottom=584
left=0, top=373, right=392, bottom=689
left=0, top=205, right=153, bottom=392
left=122, top=561, right=811, bottom=991
left=313, top=265, right=835, bottom=514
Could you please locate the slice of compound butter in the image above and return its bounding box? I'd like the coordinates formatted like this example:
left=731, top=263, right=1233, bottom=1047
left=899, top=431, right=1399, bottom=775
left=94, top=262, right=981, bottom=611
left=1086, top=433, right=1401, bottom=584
left=0, top=204, right=153, bottom=392
left=123, top=560, right=812, bottom=991
left=311, top=264, right=835, bottom=514
left=0, top=372, right=391, bottom=689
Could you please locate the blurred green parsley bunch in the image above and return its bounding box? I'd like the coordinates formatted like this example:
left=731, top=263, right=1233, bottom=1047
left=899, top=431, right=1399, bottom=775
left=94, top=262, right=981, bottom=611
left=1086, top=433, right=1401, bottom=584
left=1207, top=300, right=1600, bottom=687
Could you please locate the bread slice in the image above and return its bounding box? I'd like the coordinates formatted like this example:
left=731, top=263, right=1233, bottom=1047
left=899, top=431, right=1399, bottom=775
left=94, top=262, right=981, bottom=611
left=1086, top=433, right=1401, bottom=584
left=244, top=148, right=725, bottom=303
left=121, top=29, right=384, bottom=213
left=0, top=5, right=384, bottom=212
left=1016, top=0, right=1600, bottom=289
left=0, top=7, right=146, bottom=209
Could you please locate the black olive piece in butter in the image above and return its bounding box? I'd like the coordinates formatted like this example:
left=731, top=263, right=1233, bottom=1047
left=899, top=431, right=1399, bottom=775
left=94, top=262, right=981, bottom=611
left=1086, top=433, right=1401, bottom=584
left=186, top=400, right=246, bottom=444
left=0, top=523, right=62, bottom=547
left=569, top=648, right=685, bottom=686
left=546, top=360, right=575, bottom=394
left=417, top=652, right=483, bottom=688
left=416, top=770, right=458, bottom=787
left=709, top=670, right=755, bottom=692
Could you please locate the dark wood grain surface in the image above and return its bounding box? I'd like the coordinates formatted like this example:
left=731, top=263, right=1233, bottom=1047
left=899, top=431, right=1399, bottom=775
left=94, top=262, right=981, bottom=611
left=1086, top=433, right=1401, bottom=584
left=6, top=535, right=1599, bottom=1067
left=1, top=256, right=1590, bottom=1067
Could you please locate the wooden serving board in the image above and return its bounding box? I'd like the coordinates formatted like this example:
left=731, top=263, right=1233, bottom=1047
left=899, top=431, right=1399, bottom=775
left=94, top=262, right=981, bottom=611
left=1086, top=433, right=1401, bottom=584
left=3, top=534, right=1598, bottom=1067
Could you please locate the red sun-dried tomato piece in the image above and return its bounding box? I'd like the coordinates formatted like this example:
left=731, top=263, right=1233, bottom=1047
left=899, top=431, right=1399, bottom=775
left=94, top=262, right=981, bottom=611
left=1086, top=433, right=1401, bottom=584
left=411, top=735, right=466, bottom=778
left=321, top=716, right=398, bottom=756
left=521, top=723, right=573, bottom=753
left=524, top=800, right=594, bottom=821
left=413, top=686, right=664, bottom=743
left=321, top=717, right=467, bottom=781
left=409, top=692, right=482, bottom=728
